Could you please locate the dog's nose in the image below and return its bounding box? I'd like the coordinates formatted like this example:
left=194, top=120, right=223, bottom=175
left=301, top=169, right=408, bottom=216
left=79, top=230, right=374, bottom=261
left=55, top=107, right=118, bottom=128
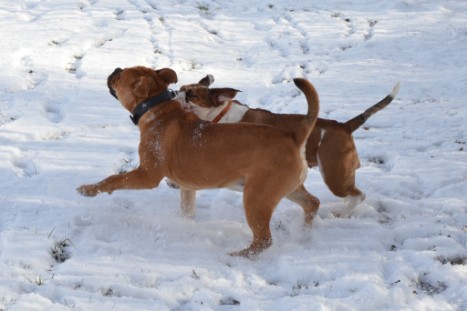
left=107, top=68, right=123, bottom=100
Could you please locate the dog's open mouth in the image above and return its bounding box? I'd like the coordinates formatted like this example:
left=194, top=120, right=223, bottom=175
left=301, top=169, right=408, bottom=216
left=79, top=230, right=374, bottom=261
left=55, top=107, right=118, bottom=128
left=107, top=67, right=123, bottom=100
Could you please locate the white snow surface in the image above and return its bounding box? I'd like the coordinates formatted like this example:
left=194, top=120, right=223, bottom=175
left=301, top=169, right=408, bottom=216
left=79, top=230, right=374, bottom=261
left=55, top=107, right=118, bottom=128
left=1, top=1, right=466, bottom=310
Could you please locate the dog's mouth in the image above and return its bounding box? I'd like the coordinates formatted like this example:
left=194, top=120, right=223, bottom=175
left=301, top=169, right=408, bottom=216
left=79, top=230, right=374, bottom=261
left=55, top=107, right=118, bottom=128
left=109, top=86, right=118, bottom=100
left=107, top=67, right=123, bottom=100
left=173, top=90, right=192, bottom=110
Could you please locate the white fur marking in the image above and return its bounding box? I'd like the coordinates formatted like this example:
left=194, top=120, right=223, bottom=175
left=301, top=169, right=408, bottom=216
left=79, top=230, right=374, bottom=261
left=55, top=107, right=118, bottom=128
left=189, top=100, right=248, bottom=123
left=207, top=74, right=215, bottom=85
left=337, top=194, right=365, bottom=218
left=174, top=91, right=190, bottom=109
left=218, top=102, right=248, bottom=123
left=316, top=129, right=327, bottom=178
left=390, top=81, right=401, bottom=98
left=298, top=142, right=308, bottom=184
left=318, top=129, right=326, bottom=147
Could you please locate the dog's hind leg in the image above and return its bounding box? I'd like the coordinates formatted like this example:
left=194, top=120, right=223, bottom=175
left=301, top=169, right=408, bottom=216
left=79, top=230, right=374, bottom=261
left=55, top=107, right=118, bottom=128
left=341, top=188, right=366, bottom=217
left=286, top=184, right=320, bottom=225
left=331, top=187, right=365, bottom=218
left=180, top=189, right=196, bottom=218
left=230, top=182, right=284, bottom=258
left=230, top=201, right=274, bottom=258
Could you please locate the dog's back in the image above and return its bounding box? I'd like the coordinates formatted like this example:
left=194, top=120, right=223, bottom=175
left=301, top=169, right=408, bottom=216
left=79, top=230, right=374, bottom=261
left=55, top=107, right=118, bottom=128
left=181, top=78, right=320, bottom=149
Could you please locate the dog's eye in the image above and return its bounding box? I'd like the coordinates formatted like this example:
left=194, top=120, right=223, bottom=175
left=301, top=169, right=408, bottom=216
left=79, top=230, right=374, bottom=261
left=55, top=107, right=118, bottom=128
left=186, top=90, right=198, bottom=101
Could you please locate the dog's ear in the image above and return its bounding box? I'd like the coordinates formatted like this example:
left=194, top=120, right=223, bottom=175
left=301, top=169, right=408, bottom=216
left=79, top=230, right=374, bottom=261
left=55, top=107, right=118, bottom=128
left=210, top=88, right=241, bottom=106
left=133, top=76, right=151, bottom=98
left=198, top=74, right=214, bottom=87
left=156, top=68, right=178, bottom=85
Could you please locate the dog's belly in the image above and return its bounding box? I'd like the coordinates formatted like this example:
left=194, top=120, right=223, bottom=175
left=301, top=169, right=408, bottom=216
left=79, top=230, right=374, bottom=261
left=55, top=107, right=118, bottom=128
left=226, top=180, right=245, bottom=192
left=173, top=178, right=245, bottom=191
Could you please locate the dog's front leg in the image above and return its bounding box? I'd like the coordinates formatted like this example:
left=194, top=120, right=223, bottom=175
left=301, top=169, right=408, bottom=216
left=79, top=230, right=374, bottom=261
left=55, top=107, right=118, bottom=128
left=77, top=167, right=162, bottom=197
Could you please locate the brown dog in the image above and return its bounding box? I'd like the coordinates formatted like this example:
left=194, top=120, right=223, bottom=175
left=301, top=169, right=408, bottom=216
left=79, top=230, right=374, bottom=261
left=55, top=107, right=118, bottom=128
left=77, top=66, right=319, bottom=257
left=179, top=75, right=400, bottom=217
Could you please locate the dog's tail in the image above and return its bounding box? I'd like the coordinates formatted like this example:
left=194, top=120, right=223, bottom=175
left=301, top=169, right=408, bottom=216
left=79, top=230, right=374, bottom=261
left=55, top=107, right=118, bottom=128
left=292, top=78, right=320, bottom=146
left=344, top=82, right=400, bottom=133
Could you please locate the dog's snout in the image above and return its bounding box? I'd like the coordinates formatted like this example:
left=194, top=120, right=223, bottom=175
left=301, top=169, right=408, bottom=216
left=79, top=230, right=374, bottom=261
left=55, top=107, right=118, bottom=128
left=107, top=67, right=123, bottom=100
left=109, top=87, right=118, bottom=100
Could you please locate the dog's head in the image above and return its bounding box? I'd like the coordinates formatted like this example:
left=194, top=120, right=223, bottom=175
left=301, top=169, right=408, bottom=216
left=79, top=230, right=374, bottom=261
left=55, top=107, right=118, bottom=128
left=181, top=74, right=214, bottom=90
left=180, top=75, right=240, bottom=108
left=107, top=66, right=178, bottom=112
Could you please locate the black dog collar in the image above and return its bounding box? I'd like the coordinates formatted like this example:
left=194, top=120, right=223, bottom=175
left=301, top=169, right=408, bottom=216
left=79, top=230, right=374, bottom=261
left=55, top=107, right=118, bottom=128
left=130, top=90, right=178, bottom=125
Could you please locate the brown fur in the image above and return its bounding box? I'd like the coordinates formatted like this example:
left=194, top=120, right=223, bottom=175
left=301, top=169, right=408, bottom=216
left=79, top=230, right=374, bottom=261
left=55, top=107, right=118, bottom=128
left=180, top=76, right=399, bottom=215
left=77, top=66, right=319, bottom=257
left=177, top=77, right=322, bottom=221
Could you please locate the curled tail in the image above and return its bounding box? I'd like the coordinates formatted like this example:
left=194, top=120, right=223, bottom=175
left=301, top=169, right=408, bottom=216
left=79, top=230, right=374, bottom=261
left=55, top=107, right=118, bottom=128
left=292, top=78, right=320, bottom=145
left=345, top=82, right=400, bottom=133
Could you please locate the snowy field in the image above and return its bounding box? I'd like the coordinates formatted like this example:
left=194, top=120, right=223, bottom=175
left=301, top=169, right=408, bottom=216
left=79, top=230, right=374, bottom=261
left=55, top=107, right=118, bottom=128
left=1, top=0, right=466, bottom=310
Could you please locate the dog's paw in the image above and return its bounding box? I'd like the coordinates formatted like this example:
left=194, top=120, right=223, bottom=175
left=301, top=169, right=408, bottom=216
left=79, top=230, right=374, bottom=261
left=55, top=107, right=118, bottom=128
left=76, top=184, right=100, bottom=197
left=229, top=248, right=261, bottom=260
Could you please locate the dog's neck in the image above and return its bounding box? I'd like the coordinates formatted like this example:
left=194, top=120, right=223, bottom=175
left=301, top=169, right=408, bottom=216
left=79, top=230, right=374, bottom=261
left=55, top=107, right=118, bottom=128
left=189, top=100, right=248, bottom=123
left=130, top=90, right=178, bottom=125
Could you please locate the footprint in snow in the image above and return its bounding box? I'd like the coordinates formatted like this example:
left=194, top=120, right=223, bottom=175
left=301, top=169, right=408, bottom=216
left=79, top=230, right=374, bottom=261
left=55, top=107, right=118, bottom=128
left=364, top=19, right=378, bottom=41
left=367, top=155, right=390, bottom=172
left=11, top=155, right=38, bottom=177
left=43, top=100, right=65, bottom=123
left=332, top=12, right=356, bottom=38
left=20, top=55, right=45, bottom=90
left=114, top=9, right=125, bottom=20
left=0, top=112, right=18, bottom=126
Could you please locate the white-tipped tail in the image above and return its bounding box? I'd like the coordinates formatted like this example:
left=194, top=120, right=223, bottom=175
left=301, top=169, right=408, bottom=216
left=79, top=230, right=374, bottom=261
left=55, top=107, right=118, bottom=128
left=390, top=81, right=401, bottom=98
left=344, top=81, right=400, bottom=132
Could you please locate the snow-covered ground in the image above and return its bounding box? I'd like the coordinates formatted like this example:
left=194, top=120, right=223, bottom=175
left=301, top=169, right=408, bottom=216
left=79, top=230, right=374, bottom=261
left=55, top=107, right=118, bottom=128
left=1, top=0, right=466, bottom=310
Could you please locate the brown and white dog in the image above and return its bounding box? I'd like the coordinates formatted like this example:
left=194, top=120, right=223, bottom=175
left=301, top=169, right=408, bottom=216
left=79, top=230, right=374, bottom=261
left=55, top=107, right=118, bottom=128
left=77, top=66, right=319, bottom=257
left=179, top=75, right=400, bottom=216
